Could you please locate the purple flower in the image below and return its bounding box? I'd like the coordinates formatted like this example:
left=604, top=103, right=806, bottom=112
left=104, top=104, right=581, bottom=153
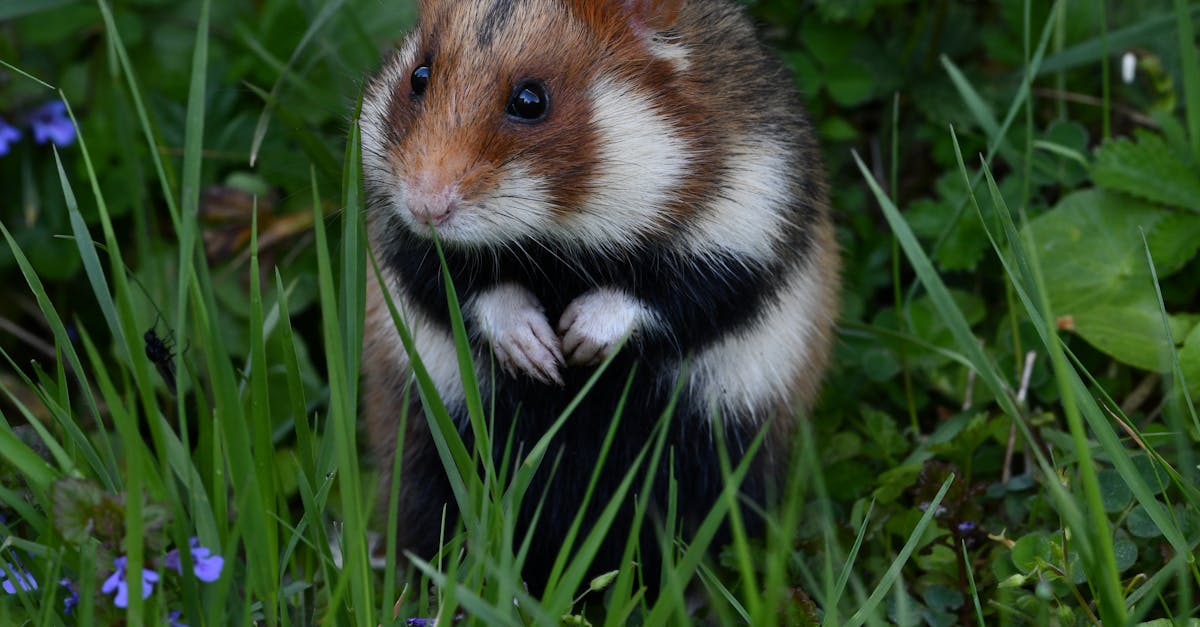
left=169, top=610, right=189, bottom=627
left=406, top=620, right=437, bottom=627
left=27, top=100, right=75, bottom=147
left=957, top=520, right=978, bottom=534
left=101, top=556, right=159, bottom=608
left=0, top=118, right=19, bottom=156
left=60, top=578, right=79, bottom=614
left=165, top=537, right=224, bottom=582
left=1, top=562, right=38, bottom=594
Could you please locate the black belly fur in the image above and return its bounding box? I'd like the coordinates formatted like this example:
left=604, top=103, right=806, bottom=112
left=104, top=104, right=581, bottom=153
left=402, top=349, right=773, bottom=595
left=378, top=220, right=790, bottom=593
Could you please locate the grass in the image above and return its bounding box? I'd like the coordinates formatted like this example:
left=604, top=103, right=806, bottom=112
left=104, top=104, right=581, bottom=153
left=2, top=0, right=1200, bottom=625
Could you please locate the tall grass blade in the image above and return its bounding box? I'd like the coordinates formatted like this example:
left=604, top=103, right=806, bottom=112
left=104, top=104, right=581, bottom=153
left=248, top=0, right=348, bottom=166
left=311, top=161, right=373, bottom=625
left=1175, top=0, right=1200, bottom=158
left=845, top=475, right=954, bottom=627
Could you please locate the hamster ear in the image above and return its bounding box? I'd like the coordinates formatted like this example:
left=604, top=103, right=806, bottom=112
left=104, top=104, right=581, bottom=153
left=622, top=0, right=683, bottom=32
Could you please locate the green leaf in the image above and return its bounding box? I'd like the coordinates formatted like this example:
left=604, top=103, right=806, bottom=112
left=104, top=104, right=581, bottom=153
left=921, top=584, right=964, bottom=612
left=1126, top=504, right=1163, bottom=538
left=1131, top=454, right=1168, bottom=495
left=1179, top=322, right=1200, bottom=396
left=1097, top=468, right=1132, bottom=513
left=52, top=478, right=108, bottom=545
left=1026, top=189, right=1200, bottom=371
left=1010, top=532, right=1052, bottom=572
left=862, top=408, right=909, bottom=459
left=1144, top=211, right=1200, bottom=274
left=872, top=464, right=923, bottom=503
left=1027, top=189, right=1200, bottom=314
left=1112, top=534, right=1138, bottom=572
left=1093, top=131, right=1200, bottom=212
left=1070, top=304, right=1173, bottom=372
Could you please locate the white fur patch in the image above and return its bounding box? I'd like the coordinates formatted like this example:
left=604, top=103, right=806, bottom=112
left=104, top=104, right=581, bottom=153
left=372, top=267, right=466, bottom=407
left=688, top=261, right=826, bottom=423
left=684, top=141, right=790, bottom=258
left=397, top=165, right=556, bottom=245
left=565, top=77, right=689, bottom=249
left=461, top=164, right=557, bottom=244
left=648, top=34, right=691, bottom=72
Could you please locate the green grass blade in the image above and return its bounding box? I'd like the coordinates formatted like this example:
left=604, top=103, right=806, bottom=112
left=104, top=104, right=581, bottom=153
left=312, top=154, right=374, bottom=624
left=542, top=370, right=634, bottom=596
left=643, top=425, right=764, bottom=625
left=0, top=419, right=57, bottom=495
left=95, top=0, right=182, bottom=233
left=961, top=541, right=986, bottom=627
left=1034, top=7, right=1200, bottom=75
left=845, top=475, right=954, bottom=627
left=825, top=500, right=874, bottom=623
left=248, top=0, right=348, bottom=166
left=1175, top=0, right=1200, bottom=158
left=409, top=556, right=522, bottom=627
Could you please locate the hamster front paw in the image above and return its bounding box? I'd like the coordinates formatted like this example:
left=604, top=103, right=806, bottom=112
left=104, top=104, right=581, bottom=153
left=558, top=287, right=650, bottom=366
left=470, top=284, right=564, bottom=385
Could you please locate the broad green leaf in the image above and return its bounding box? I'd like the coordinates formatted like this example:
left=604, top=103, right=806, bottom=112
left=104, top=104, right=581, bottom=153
left=1070, top=304, right=1172, bottom=372
left=921, top=585, right=963, bottom=613
left=1027, top=189, right=1200, bottom=314
left=52, top=478, right=110, bottom=545
left=1026, top=188, right=1200, bottom=376
left=1093, top=131, right=1200, bottom=212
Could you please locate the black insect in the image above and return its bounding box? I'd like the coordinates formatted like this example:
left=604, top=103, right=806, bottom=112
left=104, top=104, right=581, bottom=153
left=144, top=323, right=179, bottom=394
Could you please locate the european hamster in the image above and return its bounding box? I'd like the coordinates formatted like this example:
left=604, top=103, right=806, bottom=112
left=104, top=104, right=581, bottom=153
left=360, top=0, right=839, bottom=593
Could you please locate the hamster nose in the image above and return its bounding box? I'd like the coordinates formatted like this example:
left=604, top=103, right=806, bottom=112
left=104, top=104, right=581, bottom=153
left=407, top=185, right=459, bottom=225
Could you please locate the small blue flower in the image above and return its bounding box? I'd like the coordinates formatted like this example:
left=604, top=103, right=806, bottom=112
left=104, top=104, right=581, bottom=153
left=406, top=620, right=436, bottom=627
left=100, top=556, right=159, bottom=608
left=0, top=118, right=20, bottom=156
left=165, top=537, right=224, bottom=582
left=60, top=578, right=79, bottom=615
left=27, top=100, right=75, bottom=147
left=168, top=610, right=189, bottom=627
left=1, top=562, right=38, bottom=594
left=957, top=520, right=978, bottom=534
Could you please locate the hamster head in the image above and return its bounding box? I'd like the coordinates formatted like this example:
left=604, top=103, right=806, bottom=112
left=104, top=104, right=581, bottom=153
left=362, top=0, right=705, bottom=252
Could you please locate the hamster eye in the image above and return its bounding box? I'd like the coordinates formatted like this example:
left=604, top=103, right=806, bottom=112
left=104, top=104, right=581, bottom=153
left=506, top=81, right=549, bottom=122
left=411, top=65, right=431, bottom=96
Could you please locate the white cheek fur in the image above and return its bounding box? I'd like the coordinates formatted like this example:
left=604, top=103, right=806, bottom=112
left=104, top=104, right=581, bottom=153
left=404, top=165, right=556, bottom=245
left=683, top=141, right=790, bottom=259
left=565, top=77, right=690, bottom=249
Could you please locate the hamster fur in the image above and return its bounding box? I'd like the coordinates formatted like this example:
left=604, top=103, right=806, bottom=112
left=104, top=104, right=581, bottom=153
left=360, top=0, right=839, bottom=593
